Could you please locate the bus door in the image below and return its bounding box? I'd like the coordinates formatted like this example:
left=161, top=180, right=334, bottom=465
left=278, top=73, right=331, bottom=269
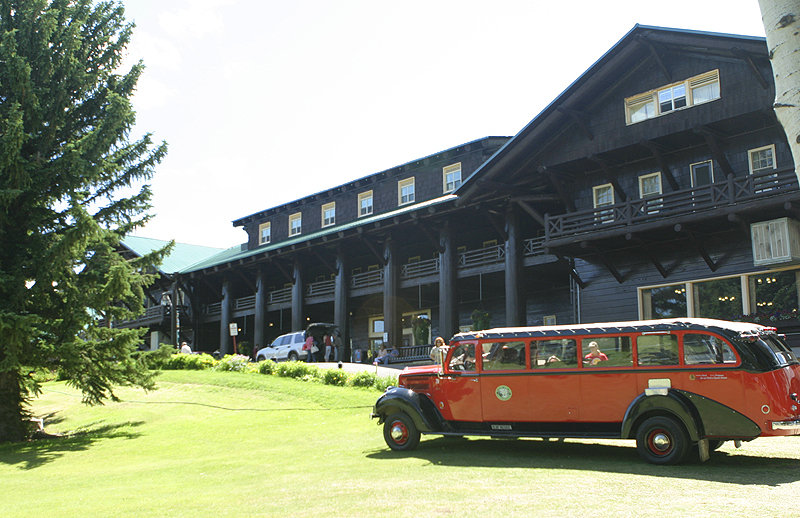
left=437, top=341, right=482, bottom=422
left=578, top=336, right=638, bottom=422
left=528, top=339, right=582, bottom=422
left=479, top=341, right=530, bottom=422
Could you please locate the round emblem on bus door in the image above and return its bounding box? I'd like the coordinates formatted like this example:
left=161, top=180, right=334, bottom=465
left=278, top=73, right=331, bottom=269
left=495, top=385, right=512, bottom=401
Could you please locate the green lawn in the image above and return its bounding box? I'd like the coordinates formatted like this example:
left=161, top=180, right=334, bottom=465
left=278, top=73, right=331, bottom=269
left=1, top=370, right=799, bottom=517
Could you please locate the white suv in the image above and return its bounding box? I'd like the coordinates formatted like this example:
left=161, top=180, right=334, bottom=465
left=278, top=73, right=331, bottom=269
left=255, top=323, right=338, bottom=362
left=256, top=331, right=306, bottom=362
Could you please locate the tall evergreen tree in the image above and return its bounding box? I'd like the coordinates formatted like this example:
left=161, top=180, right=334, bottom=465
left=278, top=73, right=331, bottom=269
left=0, top=0, right=168, bottom=442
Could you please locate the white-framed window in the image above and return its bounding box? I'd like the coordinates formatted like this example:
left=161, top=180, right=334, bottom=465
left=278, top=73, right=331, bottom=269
left=443, top=163, right=462, bottom=193
left=289, top=212, right=302, bottom=236
left=658, top=84, right=687, bottom=114
left=321, top=202, right=335, bottom=227
left=358, top=191, right=373, bottom=217
left=750, top=145, right=776, bottom=174
left=691, top=160, right=714, bottom=187
left=639, top=172, right=663, bottom=213
left=258, top=222, right=271, bottom=244
left=398, top=177, right=415, bottom=205
left=749, top=144, right=778, bottom=193
left=543, top=315, right=557, bottom=326
left=593, top=183, right=615, bottom=223
left=625, top=70, right=720, bottom=125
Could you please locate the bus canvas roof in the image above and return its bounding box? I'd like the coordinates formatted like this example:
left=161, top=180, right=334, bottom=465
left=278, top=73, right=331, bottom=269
left=451, top=318, right=771, bottom=342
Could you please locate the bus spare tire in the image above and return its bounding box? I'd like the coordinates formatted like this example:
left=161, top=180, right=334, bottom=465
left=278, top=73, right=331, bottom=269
left=636, top=416, right=690, bottom=465
left=383, top=413, right=420, bottom=451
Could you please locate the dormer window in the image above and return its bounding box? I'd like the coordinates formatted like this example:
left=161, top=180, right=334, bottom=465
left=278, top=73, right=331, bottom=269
left=443, top=163, right=462, bottom=193
left=289, top=212, right=302, bottom=236
left=625, top=70, right=720, bottom=125
left=322, top=202, right=335, bottom=227
left=398, top=177, right=415, bottom=205
left=259, top=222, right=271, bottom=244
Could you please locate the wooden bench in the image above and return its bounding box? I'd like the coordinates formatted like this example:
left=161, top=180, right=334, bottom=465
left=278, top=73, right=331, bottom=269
left=387, top=344, right=433, bottom=365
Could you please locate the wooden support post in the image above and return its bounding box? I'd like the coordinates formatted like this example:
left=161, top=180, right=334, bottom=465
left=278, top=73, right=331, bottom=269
left=334, top=247, right=348, bottom=359
left=220, top=279, right=231, bottom=355
left=439, top=222, right=458, bottom=340
left=254, top=269, right=266, bottom=352
left=291, top=260, right=304, bottom=331
left=383, top=237, right=401, bottom=348
left=505, top=208, right=525, bottom=326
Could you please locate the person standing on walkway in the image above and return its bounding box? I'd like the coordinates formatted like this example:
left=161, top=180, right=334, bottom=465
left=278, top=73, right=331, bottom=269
left=333, top=331, right=344, bottom=362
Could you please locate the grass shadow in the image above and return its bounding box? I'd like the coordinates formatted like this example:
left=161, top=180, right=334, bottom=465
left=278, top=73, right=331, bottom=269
left=0, top=420, right=145, bottom=470
left=366, top=436, right=800, bottom=486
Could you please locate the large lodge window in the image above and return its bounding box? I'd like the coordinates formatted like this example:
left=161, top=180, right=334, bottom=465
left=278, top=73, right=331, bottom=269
left=625, top=70, right=720, bottom=125
left=640, top=269, right=800, bottom=321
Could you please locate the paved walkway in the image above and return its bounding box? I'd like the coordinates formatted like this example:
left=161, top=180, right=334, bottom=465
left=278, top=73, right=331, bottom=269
left=312, top=361, right=407, bottom=377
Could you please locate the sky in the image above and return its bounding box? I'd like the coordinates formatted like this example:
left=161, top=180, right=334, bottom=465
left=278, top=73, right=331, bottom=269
left=121, top=0, right=768, bottom=249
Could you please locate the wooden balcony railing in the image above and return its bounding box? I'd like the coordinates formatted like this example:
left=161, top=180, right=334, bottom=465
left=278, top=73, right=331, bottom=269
left=401, top=257, right=440, bottom=279
left=307, top=279, right=335, bottom=297
left=350, top=269, right=384, bottom=290
left=201, top=238, right=549, bottom=315
left=545, top=167, right=798, bottom=241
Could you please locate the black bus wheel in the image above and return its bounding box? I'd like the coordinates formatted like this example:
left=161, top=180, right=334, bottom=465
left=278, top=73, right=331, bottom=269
left=383, top=413, right=420, bottom=451
left=636, top=416, right=690, bottom=465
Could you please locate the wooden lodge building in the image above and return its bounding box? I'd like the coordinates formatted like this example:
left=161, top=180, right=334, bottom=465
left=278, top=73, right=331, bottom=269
left=125, top=25, right=800, bottom=358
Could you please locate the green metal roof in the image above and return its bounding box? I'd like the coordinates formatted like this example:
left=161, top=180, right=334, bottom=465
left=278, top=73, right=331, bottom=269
left=181, top=194, right=458, bottom=273
left=122, top=236, right=227, bottom=274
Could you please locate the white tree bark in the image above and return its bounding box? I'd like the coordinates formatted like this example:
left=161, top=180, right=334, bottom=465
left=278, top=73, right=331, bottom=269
left=760, top=0, right=800, bottom=183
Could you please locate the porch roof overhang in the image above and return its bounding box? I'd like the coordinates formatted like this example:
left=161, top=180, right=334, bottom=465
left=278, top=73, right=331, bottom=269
left=181, top=194, right=458, bottom=275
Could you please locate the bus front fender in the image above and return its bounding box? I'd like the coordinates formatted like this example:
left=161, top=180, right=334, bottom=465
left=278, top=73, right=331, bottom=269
left=372, top=387, right=443, bottom=433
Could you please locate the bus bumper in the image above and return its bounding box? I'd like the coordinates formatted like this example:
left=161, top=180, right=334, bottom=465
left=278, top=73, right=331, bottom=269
left=771, top=418, right=800, bottom=431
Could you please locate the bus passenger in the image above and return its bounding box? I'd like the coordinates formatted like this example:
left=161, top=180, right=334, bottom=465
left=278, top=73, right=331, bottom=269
left=584, top=342, right=608, bottom=365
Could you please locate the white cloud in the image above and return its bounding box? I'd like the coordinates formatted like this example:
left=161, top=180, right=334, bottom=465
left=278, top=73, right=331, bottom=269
left=132, top=74, right=178, bottom=110
left=159, top=0, right=236, bottom=39
left=129, top=31, right=182, bottom=71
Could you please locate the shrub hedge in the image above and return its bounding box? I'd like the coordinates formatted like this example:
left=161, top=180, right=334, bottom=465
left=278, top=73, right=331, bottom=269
left=142, top=345, right=397, bottom=390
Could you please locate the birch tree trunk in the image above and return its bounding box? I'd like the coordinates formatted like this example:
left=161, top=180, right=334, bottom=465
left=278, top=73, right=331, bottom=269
left=759, top=0, right=800, bottom=183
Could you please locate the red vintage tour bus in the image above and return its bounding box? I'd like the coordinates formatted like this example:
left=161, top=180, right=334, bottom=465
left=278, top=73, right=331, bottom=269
left=371, top=318, right=800, bottom=464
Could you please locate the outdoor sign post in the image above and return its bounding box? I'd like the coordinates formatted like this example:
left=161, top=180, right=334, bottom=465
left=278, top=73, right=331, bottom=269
left=229, top=322, right=239, bottom=355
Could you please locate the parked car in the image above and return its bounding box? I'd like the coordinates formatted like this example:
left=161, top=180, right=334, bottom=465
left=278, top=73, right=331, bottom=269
left=256, top=323, right=338, bottom=362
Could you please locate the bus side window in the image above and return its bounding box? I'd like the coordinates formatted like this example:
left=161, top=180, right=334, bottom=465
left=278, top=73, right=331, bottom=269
left=683, top=333, right=736, bottom=365
left=580, top=337, right=633, bottom=367
left=636, top=334, right=679, bottom=366
left=483, top=341, right=526, bottom=370
left=531, top=339, right=577, bottom=368
left=449, top=343, right=476, bottom=371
